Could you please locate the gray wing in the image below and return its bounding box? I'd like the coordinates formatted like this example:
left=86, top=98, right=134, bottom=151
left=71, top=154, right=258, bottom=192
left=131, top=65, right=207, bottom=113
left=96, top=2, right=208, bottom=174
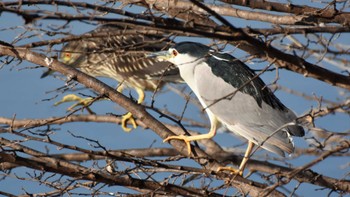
left=194, top=54, right=304, bottom=156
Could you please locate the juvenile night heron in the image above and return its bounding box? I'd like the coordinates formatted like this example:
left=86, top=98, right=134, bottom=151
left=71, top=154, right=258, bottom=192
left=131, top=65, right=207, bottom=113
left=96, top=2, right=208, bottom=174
left=149, top=42, right=304, bottom=175
left=42, top=24, right=182, bottom=131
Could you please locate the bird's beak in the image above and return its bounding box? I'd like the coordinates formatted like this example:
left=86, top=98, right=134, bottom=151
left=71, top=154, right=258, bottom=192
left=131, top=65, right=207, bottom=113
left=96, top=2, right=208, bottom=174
left=147, top=51, right=172, bottom=61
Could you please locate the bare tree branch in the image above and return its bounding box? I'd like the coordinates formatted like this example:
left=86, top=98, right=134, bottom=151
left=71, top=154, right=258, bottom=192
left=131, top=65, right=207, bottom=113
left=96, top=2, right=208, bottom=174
left=0, top=42, right=286, bottom=196
left=0, top=115, right=349, bottom=193
left=0, top=1, right=349, bottom=195
left=1, top=0, right=350, bottom=90
left=221, top=0, right=350, bottom=26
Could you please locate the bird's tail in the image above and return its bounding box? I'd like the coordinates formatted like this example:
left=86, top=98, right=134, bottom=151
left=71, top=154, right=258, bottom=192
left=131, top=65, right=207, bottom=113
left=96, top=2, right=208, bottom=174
left=286, top=125, right=305, bottom=137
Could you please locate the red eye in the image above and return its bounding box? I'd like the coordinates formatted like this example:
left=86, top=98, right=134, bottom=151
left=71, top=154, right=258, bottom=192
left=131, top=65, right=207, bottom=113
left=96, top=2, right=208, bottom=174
left=65, top=53, right=71, bottom=58
left=172, top=49, right=178, bottom=56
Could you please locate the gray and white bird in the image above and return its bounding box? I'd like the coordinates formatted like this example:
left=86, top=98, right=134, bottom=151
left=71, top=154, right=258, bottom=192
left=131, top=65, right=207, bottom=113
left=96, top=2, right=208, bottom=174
left=149, top=42, right=304, bottom=175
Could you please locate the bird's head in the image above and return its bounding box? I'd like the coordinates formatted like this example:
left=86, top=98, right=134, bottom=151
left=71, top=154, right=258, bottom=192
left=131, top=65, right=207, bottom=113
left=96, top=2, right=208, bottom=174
left=59, top=41, right=87, bottom=67
left=41, top=41, right=87, bottom=78
left=147, top=42, right=212, bottom=67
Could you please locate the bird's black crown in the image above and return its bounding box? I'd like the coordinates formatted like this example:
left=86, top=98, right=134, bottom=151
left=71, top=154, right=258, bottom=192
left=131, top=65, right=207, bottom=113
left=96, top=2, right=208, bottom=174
left=173, top=42, right=211, bottom=58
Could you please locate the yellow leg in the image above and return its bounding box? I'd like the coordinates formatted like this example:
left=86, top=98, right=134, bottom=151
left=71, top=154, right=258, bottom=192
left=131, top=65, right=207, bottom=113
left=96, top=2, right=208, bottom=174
left=238, top=141, right=254, bottom=173
left=116, top=84, right=124, bottom=93
left=119, top=87, right=145, bottom=132
left=54, top=94, right=95, bottom=114
left=121, top=112, right=137, bottom=132
left=163, top=116, right=218, bottom=155
left=217, top=141, right=255, bottom=176
left=136, top=88, right=145, bottom=105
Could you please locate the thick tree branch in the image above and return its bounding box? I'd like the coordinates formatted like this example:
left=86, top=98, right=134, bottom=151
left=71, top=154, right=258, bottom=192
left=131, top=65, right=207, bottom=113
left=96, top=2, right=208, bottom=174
left=4, top=0, right=349, bottom=26
left=123, top=0, right=311, bottom=25
left=221, top=0, right=350, bottom=26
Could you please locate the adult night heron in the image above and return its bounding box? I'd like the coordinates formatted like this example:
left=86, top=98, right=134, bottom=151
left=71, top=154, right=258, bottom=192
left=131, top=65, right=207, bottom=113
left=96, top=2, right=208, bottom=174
left=149, top=42, right=304, bottom=175
left=42, top=24, right=182, bottom=131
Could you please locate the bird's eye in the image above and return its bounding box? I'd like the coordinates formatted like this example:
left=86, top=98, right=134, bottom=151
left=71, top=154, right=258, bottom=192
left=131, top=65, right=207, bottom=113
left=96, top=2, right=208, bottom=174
left=172, top=49, right=178, bottom=57
left=64, top=53, right=71, bottom=58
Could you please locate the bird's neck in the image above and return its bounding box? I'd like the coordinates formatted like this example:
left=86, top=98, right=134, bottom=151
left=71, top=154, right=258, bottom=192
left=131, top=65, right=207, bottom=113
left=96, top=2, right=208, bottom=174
left=177, top=58, right=204, bottom=96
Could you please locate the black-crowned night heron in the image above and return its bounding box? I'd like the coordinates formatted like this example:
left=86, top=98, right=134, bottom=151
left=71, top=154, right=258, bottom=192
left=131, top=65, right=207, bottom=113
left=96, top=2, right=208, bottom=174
left=149, top=42, right=304, bottom=175
left=42, top=24, right=182, bottom=131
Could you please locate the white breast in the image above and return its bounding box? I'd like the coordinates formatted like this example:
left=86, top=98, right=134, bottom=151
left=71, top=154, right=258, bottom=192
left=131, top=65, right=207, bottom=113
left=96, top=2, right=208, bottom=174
left=176, top=57, right=218, bottom=122
left=176, top=57, right=203, bottom=100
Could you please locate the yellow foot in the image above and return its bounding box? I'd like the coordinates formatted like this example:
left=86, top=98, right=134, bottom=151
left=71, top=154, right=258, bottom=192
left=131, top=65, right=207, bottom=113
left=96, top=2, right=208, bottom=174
left=121, top=112, right=137, bottom=132
left=217, top=166, right=243, bottom=176
left=54, top=94, right=94, bottom=113
left=163, top=135, right=192, bottom=155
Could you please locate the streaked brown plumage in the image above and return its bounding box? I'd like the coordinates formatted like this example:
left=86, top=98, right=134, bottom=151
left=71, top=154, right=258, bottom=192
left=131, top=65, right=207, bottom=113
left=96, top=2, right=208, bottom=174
left=55, top=24, right=182, bottom=90
left=43, top=24, right=182, bottom=131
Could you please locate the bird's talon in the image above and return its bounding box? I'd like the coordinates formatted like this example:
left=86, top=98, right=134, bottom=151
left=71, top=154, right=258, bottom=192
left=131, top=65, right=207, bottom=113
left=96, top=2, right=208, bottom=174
left=121, top=112, right=137, bottom=132
left=54, top=94, right=94, bottom=112
left=217, top=166, right=243, bottom=176
left=163, top=135, right=192, bottom=155
left=130, top=118, right=137, bottom=129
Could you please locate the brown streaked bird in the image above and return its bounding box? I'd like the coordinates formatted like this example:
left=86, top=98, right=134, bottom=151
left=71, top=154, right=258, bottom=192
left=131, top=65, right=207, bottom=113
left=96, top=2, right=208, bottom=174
left=42, top=24, right=182, bottom=131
